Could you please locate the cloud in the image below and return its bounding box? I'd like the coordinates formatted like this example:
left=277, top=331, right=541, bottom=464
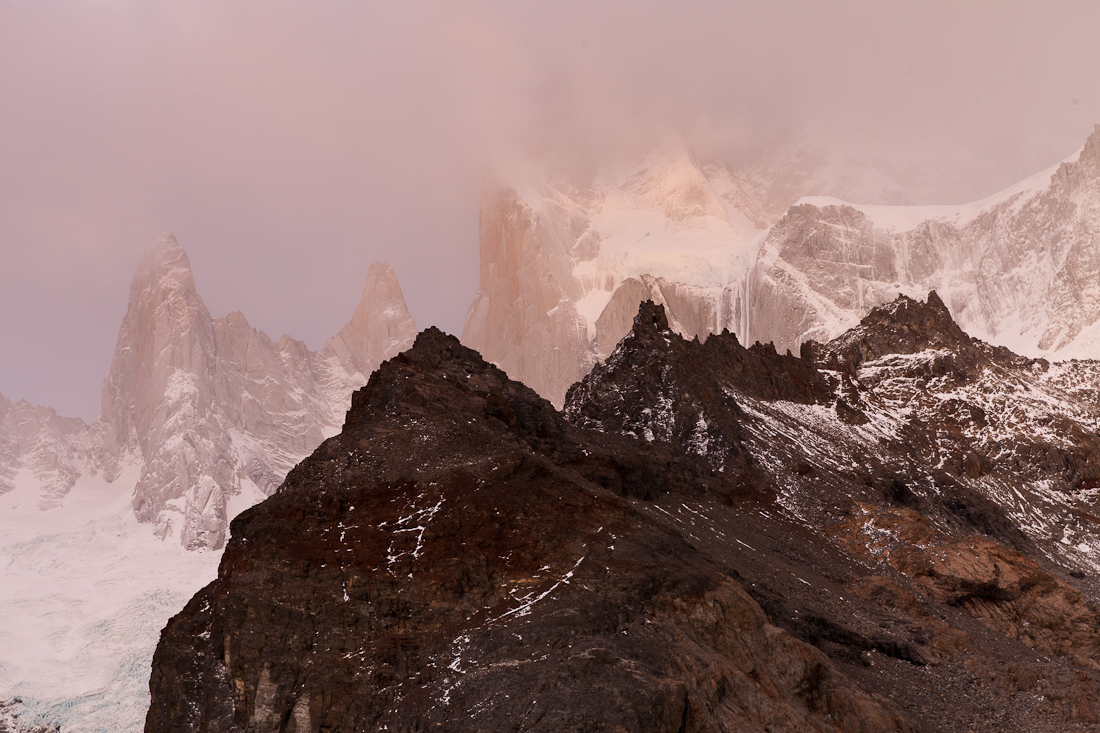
left=1, top=0, right=1099, bottom=419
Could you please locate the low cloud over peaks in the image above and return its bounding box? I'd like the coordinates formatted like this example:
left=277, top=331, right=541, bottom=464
left=2, top=0, right=1099, bottom=419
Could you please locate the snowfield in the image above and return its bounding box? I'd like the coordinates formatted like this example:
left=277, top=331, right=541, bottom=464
left=0, top=465, right=222, bottom=732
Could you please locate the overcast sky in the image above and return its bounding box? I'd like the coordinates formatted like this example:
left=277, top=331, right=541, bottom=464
left=3, top=0, right=1099, bottom=421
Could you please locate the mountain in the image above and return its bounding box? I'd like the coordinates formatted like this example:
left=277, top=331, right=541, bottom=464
left=463, top=125, right=1100, bottom=406
left=146, top=319, right=914, bottom=733
left=149, top=297, right=1100, bottom=731
left=462, top=146, right=766, bottom=406
left=745, top=125, right=1100, bottom=358
left=0, top=393, right=98, bottom=511
left=96, top=237, right=417, bottom=550
left=0, top=235, right=416, bottom=551
left=0, top=238, right=416, bottom=730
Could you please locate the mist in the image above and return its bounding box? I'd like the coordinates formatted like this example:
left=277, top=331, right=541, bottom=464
left=2, top=0, right=1099, bottom=421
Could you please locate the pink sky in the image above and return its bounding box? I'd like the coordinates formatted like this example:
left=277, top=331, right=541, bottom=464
left=2, top=0, right=1099, bottom=421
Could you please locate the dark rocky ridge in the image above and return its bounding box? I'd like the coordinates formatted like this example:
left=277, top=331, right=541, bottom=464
left=148, top=296, right=1100, bottom=732
left=146, top=328, right=912, bottom=732
left=565, top=300, right=830, bottom=476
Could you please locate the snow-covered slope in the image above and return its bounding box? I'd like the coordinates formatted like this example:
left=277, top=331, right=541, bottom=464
left=0, top=463, right=220, bottom=733
left=464, top=125, right=1100, bottom=405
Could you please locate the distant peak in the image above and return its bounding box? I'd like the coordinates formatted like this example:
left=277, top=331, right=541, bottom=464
left=133, top=232, right=197, bottom=295
left=322, top=260, right=417, bottom=378
left=364, top=260, right=398, bottom=287
left=355, top=261, right=408, bottom=311
left=153, top=231, right=181, bottom=250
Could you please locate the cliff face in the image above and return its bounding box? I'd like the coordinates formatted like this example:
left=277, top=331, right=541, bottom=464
left=461, top=183, right=596, bottom=408
left=463, top=127, right=1100, bottom=407
left=151, top=295, right=1100, bottom=732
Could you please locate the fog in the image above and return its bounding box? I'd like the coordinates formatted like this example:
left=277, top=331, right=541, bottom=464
left=2, top=0, right=1099, bottom=421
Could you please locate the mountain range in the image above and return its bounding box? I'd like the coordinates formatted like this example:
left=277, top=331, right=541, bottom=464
left=464, top=125, right=1100, bottom=406
left=147, top=295, right=1100, bottom=731
left=6, top=124, right=1100, bottom=731
left=1, top=235, right=416, bottom=551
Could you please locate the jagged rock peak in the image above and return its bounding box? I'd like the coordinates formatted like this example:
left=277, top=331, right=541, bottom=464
left=368, top=326, right=485, bottom=388
left=824, top=291, right=979, bottom=372
left=323, top=260, right=417, bottom=379
left=343, top=325, right=556, bottom=439
left=632, top=298, right=672, bottom=336
left=566, top=301, right=831, bottom=474
left=408, top=325, right=480, bottom=363
left=131, top=232, right=197, bottom=296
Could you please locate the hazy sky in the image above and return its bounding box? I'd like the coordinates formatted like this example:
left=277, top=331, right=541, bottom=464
left=3, top=0, right=1099, bottom=421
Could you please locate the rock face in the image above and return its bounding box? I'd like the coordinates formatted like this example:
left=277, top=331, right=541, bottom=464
left=0, top=235, right=417, bottom=550
left=152, top=295, right=1100, bottom=731
left=464, top=126, right=1100, bottom=406
left=462, top=147, right=766, bottom=406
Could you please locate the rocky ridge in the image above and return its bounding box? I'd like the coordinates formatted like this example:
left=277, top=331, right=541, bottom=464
left=146, top=322, right=915, bottom=733
left=746, top=124, right=1100, bottom=356
left=565, top=296, right=1100, bottom=728
left=151, top=295, right=1100, bottom=731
